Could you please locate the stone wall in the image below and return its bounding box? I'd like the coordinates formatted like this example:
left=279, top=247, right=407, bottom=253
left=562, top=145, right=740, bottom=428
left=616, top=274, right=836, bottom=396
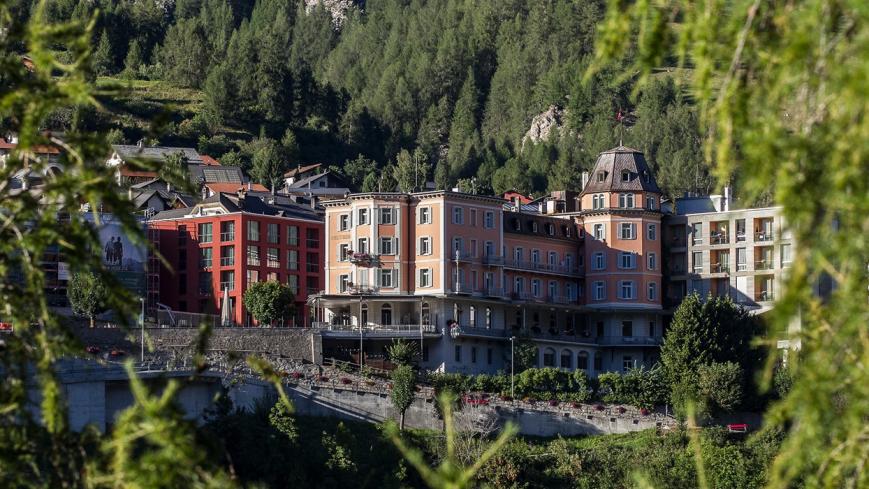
left=72, top=326, right=322, bottom=363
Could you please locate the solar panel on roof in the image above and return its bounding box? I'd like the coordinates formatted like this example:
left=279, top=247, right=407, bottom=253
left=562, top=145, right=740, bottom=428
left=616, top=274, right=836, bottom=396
left=202, top=168, right=242, bottom=183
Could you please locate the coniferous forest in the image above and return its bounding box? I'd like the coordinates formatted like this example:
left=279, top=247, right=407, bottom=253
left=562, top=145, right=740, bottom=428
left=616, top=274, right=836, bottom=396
left=21, top=0, right=711, bottom=198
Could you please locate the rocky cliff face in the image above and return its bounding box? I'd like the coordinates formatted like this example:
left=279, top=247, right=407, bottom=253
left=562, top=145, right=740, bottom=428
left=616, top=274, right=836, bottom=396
left=522, top=105, right=565, bottom=148
left=304, top=0, right=358, bottom=27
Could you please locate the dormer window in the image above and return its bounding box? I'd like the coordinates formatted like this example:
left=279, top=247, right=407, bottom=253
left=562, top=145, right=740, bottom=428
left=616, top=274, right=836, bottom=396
left=621, top=170, right=630, bottom=182
left=643, top=171, right=651, bottom=183
left=597, top=172, right=606, bottom=182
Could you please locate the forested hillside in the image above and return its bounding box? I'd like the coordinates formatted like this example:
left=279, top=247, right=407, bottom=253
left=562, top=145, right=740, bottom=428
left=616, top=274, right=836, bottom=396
left=26, top=0, right=712, bottom=198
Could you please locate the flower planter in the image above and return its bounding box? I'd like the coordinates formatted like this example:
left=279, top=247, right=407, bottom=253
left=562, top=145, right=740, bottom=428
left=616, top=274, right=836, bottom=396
left=365, top=380, right=376, bottom=386
left=290, top=372, right=303, bottom=380
left=640, top=408, right=650, bottom=416
left=570, top=402, right=582, bottom=409
left=318, top=376, right=330, bottom=382
left=499, top=395, right=513, bottom=402
left=594, top=404, right=605, bottom=411
left=340, top=377, right=353, bottom=385
left=617, top=407, right=627, bottom=414
left=548, top=400, right=559, bottom=407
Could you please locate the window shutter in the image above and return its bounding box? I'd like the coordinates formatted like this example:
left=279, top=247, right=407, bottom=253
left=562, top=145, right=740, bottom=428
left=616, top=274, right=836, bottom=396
left=391, top=269, right=398, bottom=287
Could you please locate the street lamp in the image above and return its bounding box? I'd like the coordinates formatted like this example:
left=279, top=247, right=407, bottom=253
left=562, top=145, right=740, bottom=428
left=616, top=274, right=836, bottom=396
left=139, top=297, right=145, bottom=362
left=510, top=336, right=516, bottom=399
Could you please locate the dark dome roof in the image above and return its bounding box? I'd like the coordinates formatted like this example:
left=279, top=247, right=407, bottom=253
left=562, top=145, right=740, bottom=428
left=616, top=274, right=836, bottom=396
left=580, top=146, right=661, bottom=195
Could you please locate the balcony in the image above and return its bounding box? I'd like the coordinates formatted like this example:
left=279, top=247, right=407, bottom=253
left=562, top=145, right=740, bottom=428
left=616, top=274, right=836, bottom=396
left=220, top=232, right=235, bottom=242
left=756, top=290, right=774, bottom=302
left=754, top=231, right=773, bottom=242
left=451, top=250, right=475, bottom=262
left=220, top=257, right=234, bottom=266
left=755, top=260, right=774, bottom=271
left=313, top=322, right=440, bottom=338
left=547, top=295, right=574, bottom=305
left=709, top=232, right=729, bottom=245
left=347, top=285, right=378, bottom=295
left=482, top=254, right=505, bottom=266
left=596, top=336, right=662, bottom=346
left=219, top=281, right=234, bottom=291
left=710, top=262, right=730, bottom=274
left=511, top=291, right=535, bottom=301
left=349, top=252, right=380, bottom=268
left=735, top=231, right=747, bottom=242
left=503, top=259, right=581, bottom=276
left=449, top=325, right=508, bottom=339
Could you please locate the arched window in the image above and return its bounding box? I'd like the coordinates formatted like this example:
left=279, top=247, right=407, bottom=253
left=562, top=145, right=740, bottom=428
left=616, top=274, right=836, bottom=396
left=381, top=304, right=392, bottom=325
left=421, top=303, right=430, bottom=325
left=560, top=350, right=573, bottom=369
left=543, top=348, right=556, bottom=367
left=594, top=351, right=602, bottom=371
left=360, top=303, right=368, bottom=327
left=578, top=351, right=589, bottom=370
left=453, top=303, right=461, bottom=322
left=515, top=309, right=523, bottom=328
left=469, top=305, right=476, bottom=327
left=485, top=307, right=492, bottom=329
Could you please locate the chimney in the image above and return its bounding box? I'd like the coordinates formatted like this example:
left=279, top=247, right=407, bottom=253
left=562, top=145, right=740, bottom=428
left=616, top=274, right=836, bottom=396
left=723, top=185, right=732, bottom=211
left=247, top=181, right=252, bottom=191
left=546, top=199, right=556, bottom=215
left=581, top=171, right=589, bottom=190
left=538, top=201, right=545, bottom=214
left=237, top=187, right=246, bottom=202
left=310, top=195, right=318, bottom=209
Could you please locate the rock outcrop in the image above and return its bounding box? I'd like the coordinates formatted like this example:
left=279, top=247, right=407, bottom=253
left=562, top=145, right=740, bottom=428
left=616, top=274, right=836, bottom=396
left=304, top=0, right=357, bottom=27
left=522, top=105, right=565, bottom=148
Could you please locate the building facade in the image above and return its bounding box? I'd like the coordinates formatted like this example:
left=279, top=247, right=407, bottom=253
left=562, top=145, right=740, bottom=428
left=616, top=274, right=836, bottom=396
left=149, top=191, right=323, bottom=326
left=314, top=147, right=672, bottom=376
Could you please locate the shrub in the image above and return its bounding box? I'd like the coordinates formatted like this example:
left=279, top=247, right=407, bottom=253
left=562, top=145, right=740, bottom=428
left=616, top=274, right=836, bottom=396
left=698, top=361, right=744, bottom=413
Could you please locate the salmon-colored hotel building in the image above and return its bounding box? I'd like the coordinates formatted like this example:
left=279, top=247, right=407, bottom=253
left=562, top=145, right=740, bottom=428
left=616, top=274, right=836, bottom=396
left=314, top=146, right=667, bottom=375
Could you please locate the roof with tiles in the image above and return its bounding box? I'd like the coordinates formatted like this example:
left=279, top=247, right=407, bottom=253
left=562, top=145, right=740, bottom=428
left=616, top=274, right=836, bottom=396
left=111, top=145, right=202, bottom=164
left=150, top=191, right=322, bottom=222
left=580, top=146, right=661, bottom=195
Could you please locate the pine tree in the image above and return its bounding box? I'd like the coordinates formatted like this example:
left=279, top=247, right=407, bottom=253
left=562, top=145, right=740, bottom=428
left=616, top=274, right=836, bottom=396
left=123, top=39, right=144, bottom=78
left=92, top=29, right=113, bottom=76
left=447, top=68, right=480, bottom=179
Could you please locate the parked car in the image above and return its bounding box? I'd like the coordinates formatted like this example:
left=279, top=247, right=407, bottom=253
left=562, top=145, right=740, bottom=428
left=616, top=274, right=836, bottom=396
left=0, top=321, right=13, bottom=332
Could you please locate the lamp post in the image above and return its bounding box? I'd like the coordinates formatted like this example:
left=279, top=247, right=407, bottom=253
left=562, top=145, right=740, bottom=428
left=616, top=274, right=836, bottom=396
left=139, top=297, right=145, bottom=362
left=510, top=335, right=516, bottom=399
left=358, top=295, right=364, bottom=368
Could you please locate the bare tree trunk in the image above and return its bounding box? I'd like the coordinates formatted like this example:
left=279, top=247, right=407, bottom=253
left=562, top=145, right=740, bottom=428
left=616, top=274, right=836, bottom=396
left=400, top=411, right=405, bottom=431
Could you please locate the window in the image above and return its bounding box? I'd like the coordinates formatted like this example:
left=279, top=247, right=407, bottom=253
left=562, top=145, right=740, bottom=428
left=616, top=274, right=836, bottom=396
left=548, top=281, right=558, bottom=299
left=621, top=170, right=630, bottom=182
left=421, top=303, right=431, bottom=325
left=619, top=193, right=635, bottom=208
left=692, top=251, right=703, bottom=273
left=485, top=307, right=492, bottom=328
left=267, top=223, right=279, bottom=244
left=379, top=237, right=395, bottom=255
left=220, top=221, right=235, bottom=241
left=594, top=352, right=603, bottom=371
left=592, top=194, right=605, bottom=209
left=648, top=282, right=658, bottom=301
left=287, top=250, right=298, bottom=270
left=578, top=351, right=589, bottom=370
left=531, top=249, right=540, bottom=263
left=781, top=244, right=792, bottom=266
left=287, top=274, right=299, bottom=294
left=199, top=272, right=212, bottom=294
left=593, top=223, right=605, bottom=240
left=597, top=172, right=606, bottom=182
left=567, top=283, right=577, bottom=301
left=470, top=239, right=478, bottom=257
left=418, top=207, right=431, bottom=224
left=561, top=350, right=572, bottom=369
left=357, top=208, right=369, bottom=225
left=543, top=348, right=556, bottom=367
left=622, top=321, right=633, bottom=337
left=484, top=211, right=495, bottom=228
left=220, top=246, right=234, bottom=266
left=419, top=268, right=431, bottom=287
left=379, top=208, right=394, bottom=224
left=647, top=253, right=657, bottom=270
left=545, top=223, right=555, bottom=236
left=247, top=245, right=260, bottom=266
left=178, top=273, right=187, bottom=294
left=646, top=196, right=657, bottom=210
left=623, top=356, right=634, bottom=373
left=531, top=279, right=541, bottom=297
left=593, top=252, right=606, bottom=270
left=338, top=243, right=349, bottom=261
left=338, top=274, right=350, bottom=292
left=531, top=221, right=539, bottom=232
left=379, top=268, right=395, bottom=288
left=198, top=223, right=212, bottom=243
left=178, top=225, right=187, bottom=245
left=470, top=209, right=477, bottom=226
left=287, top=226, right=299, bottom=246
left=418, top=237, right=431, bottom=255
left=514, top=277, right=525, bottom=294
left=619, top=222, right=636, bottom=239
left=736, top=247, right=747, bottom=271
left=357, top=238, right=368, bottom=254
left=453, top=207, right=464, bottom=224
left=619, top=252, right=636, bottom=269
left=691, top=222, right=703, bottom=245
left=471, top=346, right=477, bottom=364
left=514, top=247, right=524, bottom=262
left=647, top=223, right=657, bottom=240
left=267, top=248, right=279, bottom=268
left=648, top=321, right=656, bottom=336
left=245, top=221, right=259, bottom=241
left=246, top=269, right=259, bottom=288
left=338, top=214, right=350, bottom=231
left=469, top=306, right=476, bottom=327
left=487, top=347, right=493, bottom=365
left=220, top=271, right=234, bottom=291
left=455, top=345, right=462, bottom=363
left=619, top=281, right=635, bottom=299
left=593, top=281, right=605, bottom=300
left=196, top=248, right=211, bottom=269
left=548, top=251, right=558, bottom=265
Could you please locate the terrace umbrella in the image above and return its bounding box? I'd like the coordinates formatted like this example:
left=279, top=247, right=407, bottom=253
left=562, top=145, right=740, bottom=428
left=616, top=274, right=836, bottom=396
left=220, top=288, right=232, bottom=326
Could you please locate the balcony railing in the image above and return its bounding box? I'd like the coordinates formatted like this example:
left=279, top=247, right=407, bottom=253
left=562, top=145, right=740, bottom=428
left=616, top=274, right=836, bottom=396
left=219, top=281, right=234, bottom=291
left=755, top=231, right=773, bottom=242
left=347, top=285, right=378, bottom=295
left=736, top=263, right=747, bottom=271
left=596, top=336, right=662, bottom=346
left=482, top=254, right=505, bottom=265
left=449, top=325, right=508, bottom=339
left=349, top=252, right=380, bottom=268
left=503, top=259, right=581, bottom=276
left=755, top=260, right=774, bottom=270
left=710, top=262, right=730, bottom=273
left=547, top=295, right=574, bottom=305
left=735, top=231, right=747, bottom=242
left=710, top=233, right=729, bottom=245
left=756, top=290, right=774, bottom=302
left=313, top=322, right=438, bottom=334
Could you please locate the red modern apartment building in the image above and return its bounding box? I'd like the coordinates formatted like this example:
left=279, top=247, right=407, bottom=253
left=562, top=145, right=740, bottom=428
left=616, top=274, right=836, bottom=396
left=149, top=190, right=323, bottom=326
